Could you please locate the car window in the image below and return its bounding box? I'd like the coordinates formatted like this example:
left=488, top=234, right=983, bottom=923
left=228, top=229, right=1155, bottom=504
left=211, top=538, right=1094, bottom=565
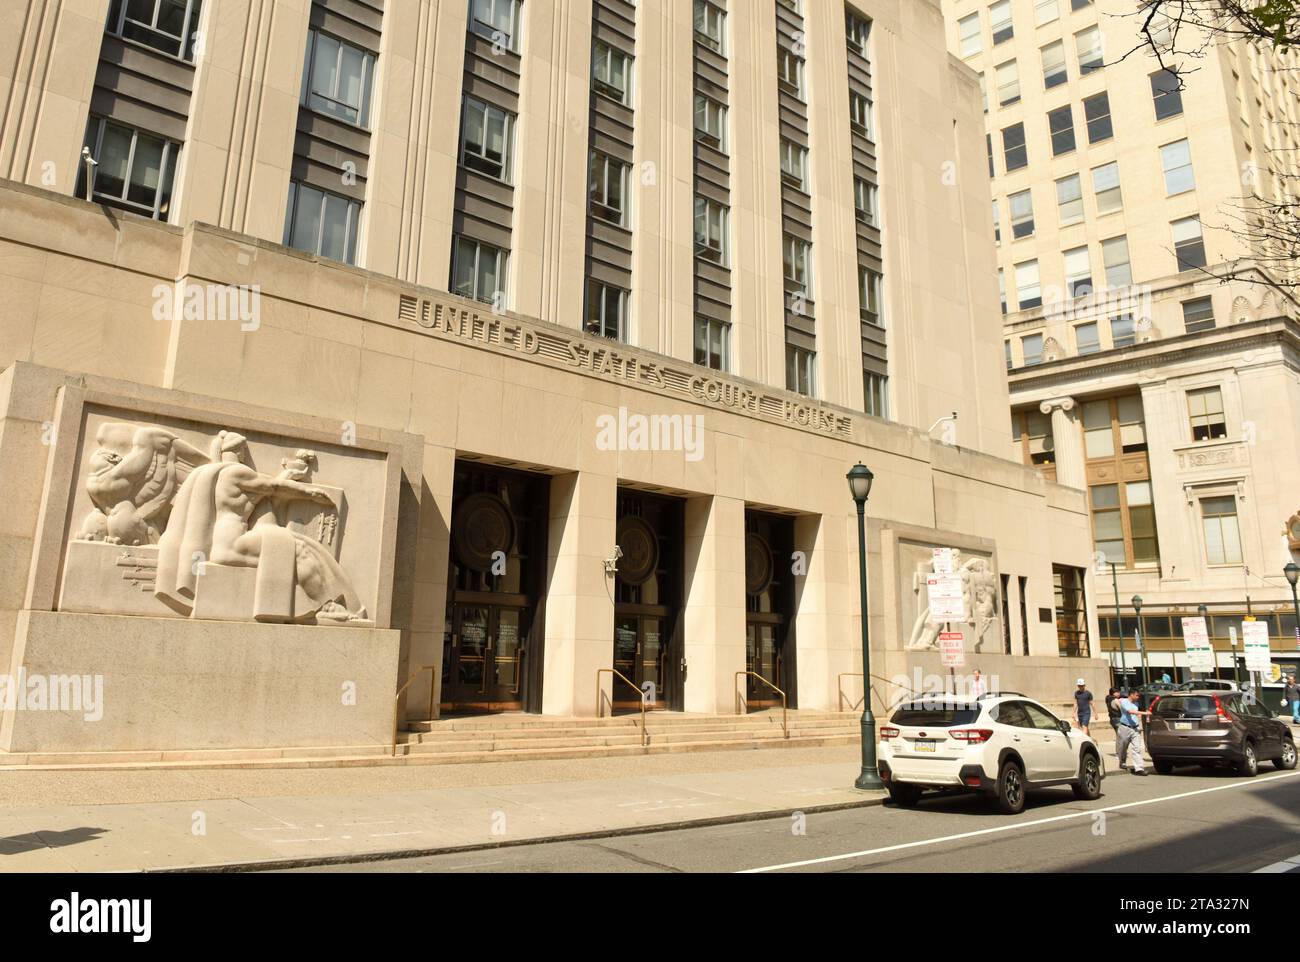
left=1023, top=702, right=1062, bottom=731
left=993, top=701, right=1033, bottom=728
left=889, top=705, right=981, bottom=726
left=1155, top=695, right=1217, bottom=717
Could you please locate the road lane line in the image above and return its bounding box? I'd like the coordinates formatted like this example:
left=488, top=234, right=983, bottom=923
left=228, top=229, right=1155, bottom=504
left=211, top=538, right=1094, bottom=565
left=1252, top=851, right=1300, bottom=873
left=738, top=770, right=1300, bottom=873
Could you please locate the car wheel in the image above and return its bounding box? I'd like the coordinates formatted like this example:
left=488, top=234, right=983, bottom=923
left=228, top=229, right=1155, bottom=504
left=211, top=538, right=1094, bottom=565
left=1275, top=737, right=1297, bottom=771
left=994, top=760, right=1026, bottom=814
left=1072, top=752, right=1102, bottom=800
left=1237, top=741, right=1258, bottom=777
left=888, top=783, right=922, bottom=807
left=1153, top=758, right=1174, bottom=775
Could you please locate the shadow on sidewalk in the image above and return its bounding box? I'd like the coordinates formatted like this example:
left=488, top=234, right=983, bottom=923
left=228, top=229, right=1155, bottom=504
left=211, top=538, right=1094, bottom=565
left=0, top=826, right=108, bottom=854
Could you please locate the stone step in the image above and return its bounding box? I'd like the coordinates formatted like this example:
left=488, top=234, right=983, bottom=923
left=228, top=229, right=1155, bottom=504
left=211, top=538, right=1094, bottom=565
left=395, top=732, right=860, bottom=762
left=401, top=711, right=857, bottom=733
left=399, top=726, right=859, bottom=753
left=399, top=717, right=856, bottom=742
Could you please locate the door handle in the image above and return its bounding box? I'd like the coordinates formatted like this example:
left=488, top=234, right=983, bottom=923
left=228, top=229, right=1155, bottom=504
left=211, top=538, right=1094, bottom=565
left=451, top=632, right=459, bottom=650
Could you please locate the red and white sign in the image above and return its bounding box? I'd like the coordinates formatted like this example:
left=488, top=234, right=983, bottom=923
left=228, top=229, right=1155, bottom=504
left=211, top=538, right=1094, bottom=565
left=939, top=631, right=966, bottom=667
left=927, top=575, right=966, bottom=623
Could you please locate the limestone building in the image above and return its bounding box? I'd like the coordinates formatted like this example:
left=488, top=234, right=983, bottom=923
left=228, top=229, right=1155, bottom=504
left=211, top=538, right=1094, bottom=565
left=940, top=0, right=1300, bottom=695
left=0, top=0, right=1104, bottom=758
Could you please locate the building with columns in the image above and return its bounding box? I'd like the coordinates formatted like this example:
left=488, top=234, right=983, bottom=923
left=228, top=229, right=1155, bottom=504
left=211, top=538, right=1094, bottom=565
left=940, top=0, right=1300, bottom=696
left=0, top=0, right=1105, bottom=758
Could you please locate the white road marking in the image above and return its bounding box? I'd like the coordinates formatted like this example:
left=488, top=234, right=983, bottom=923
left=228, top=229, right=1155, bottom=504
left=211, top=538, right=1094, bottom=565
left=1253, top=851, right=1300, bottom=873
left=738, top=770, right=1300, bottom=873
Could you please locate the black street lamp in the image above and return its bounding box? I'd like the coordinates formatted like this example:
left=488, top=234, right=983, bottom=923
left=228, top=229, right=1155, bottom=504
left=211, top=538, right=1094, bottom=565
left=1109, top=562, right=1128, bottom=688
left=1285, top=563, right=1300, bottom=651
left=847, top=463, right=884, bottom=791
left=1132, top=594, right=1150, bottom=688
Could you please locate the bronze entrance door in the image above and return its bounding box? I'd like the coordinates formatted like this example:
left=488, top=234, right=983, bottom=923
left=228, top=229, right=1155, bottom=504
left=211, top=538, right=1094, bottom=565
left=443, top=604, right=527, bottom=710
left=612, top=614, right=669, bottom=709
left=745, top=619, right=785, bottom=707
left=744, top=511, right=797, bottom=708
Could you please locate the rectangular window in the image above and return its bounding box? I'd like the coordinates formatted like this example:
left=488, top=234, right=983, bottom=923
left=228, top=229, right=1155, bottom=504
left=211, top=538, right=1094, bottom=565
left=585, top=279, right=628, bottom=340
left=694, top=316, right=730, bottom=371
left=106, top=0, right=204, bottom=60
left=860, top=266, right=883, bottom=326
left=959, top=12, right=983, bottom=57
left=1056, top=174, right=1083, bottom=226
left=780, top=139, right=809, bottom=191
left=855, top=178, right=879, bottom=226
left=850, top=93, right=874, bottom=137
left=694, top=94, right=727, bottom=150
left=1091, top=161, right=1123, bottom=213
left=1118, top=395, right=1147, bottom=453
left=996, top=60, right=1021, bottom=106
left=1127, top=481, right=1159, bottom=563
left=1053, top=565, right=1089, bottom=658
left=1048, top=105, right=1076, bottom=155
left=460, top=96, right=514, bottom=182
left=469, top=0, right=522, bottom=52
left=1102, top=235, right=1131, bottom=288
left=694, top=196, right=729, bottom=264
left=1003, top=122, right=1028, bottom=171
left=301, top=29, right=376, bottom=127
left=863, top=371, right=888, bottom=418
left=1075, top=25, right=1103, bottom=73
left=990, top=0, right=1014, bottom=44
left=1150, top=68, right=1183, bottom=119
left=450, top=235, right=509, bottom=306
left=1072, top=0, right=1093, bottom=8
left=1075, top=320, right=1100, bottom=353
left=1035, top=0, right=1060, bottom=26
left=1015, top=261, right=1042, bottom=310
left=593, top=39, right=632, bottom=104
left=1182, top=296, right=1215, bottom=333
left=78, top=116, right=180, bottom=221
left=777, top=48, right=805, bottom=100
left=992, top=198, right=1001, bottom=244
left=1090, top=484, right=1126, bottom=565
left=1010, top=189, right=1035, bottom=238
left=694, top=0, right=726, bottom=53
left=987, top=133, right=996, bottom=177
left=1188, top=387, right=1227, bottom=441
left=978, top=72, right=988, bottom=112
left=1005, top=340, right=1013, bottom=370
left=786, top=345, right=816, bottom=396
left=1022, top=332, right=1044, bottom=365
left=1082, top=398, right=1114, bottom=458
left=1161, top=139, right=1196, bottom=195
left=783, top=234, right=813, bottom=296
left=284, top=180, right=362, bottom=265
left=1110, top=313, right=1135, bottom=347
left=999, top=268, right=1007, bottom=314
left=1172, top=216, right=1206, bottom=271
left=1041, top=40, right=1067, bottom=89
left=589, top=151, right=630, bottom=226
left=1083, top=92, right=1113, bottom=143
left=846, top=10, right=871, bottom=55
left=1201, top=496, right=1242, bottom=565
left=1064, top=245, right=1093, bottom=298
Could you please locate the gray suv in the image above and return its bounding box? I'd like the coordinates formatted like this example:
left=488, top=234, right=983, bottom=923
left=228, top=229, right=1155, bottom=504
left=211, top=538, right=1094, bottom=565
left=1147, top=691, right=1297, bottom=776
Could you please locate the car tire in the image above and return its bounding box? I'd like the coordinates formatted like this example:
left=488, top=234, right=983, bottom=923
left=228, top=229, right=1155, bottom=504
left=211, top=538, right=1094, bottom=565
left=888, top=783, right=922, bottom=807
left=1237, top=741, right=1258, bottom=777
left=994, top=760, right=1026, bottom=814
left=1275, top=737, right=1297, bottom=771
left=1072, top=752, right=1102, bottom=800
left=1153, top=758, right=1174, bottom=775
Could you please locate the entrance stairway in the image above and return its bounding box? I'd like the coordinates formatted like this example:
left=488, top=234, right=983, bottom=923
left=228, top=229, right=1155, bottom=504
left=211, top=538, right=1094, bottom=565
left=394, top=709, right=860, bottom=763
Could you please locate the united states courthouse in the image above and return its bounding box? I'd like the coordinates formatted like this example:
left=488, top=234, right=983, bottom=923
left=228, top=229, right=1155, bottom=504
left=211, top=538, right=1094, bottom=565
left=0, top=0, right=1105, bottom=761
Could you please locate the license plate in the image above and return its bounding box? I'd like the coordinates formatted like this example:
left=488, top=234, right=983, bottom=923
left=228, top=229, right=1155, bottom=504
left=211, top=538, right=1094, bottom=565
left=914, top=740, right=937, bottom=752
left=1174, top=721, right=1192, bottom=731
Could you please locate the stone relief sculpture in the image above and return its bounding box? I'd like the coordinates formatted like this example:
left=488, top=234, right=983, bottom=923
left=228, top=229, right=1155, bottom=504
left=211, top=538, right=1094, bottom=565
left=66, top=421, right=371, bottom=627
left=906, top=552, right=999, bottom=653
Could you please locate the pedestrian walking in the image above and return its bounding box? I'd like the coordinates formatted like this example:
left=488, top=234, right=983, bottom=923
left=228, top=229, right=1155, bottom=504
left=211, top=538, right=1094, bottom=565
left=971, top=668, right=987, bottom=699
left=1284, top=675, right=1300, bottom=725
left=1105, top=686, right=1121, bottom=743
left=1116, top=688, right=1151, bottom=776
left=1072, top=678, right=1095, bottom=735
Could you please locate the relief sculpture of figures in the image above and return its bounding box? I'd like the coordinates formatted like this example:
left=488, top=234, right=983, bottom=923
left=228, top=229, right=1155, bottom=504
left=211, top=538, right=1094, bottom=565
left=154, top=431, right=369, bottom=624
left=906, top=552, right=1000, bottom=652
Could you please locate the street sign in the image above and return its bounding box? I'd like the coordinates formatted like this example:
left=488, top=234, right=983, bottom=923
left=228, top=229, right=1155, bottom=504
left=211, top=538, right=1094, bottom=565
left=1243, top=621, right=1271, bottom=673
left=939, top=631, right=966, bottom=667
left=927, top=574, right=966, bottom=623
left=1180, top=617, right=1215, bottom=673
left=932, top=547, right=957, bottom=575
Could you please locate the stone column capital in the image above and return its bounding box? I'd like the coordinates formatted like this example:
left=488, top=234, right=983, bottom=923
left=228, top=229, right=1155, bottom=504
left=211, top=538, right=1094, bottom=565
left=1039, top=396, right=1077, bottom=415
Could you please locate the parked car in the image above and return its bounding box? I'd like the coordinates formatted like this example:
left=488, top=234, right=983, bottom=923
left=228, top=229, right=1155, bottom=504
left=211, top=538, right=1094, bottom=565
left=876, top=693, right=1104, bottom=814
left=1175, top=679, right=1238, bottom=692
left=1147, top=690, right=1297, bottom=776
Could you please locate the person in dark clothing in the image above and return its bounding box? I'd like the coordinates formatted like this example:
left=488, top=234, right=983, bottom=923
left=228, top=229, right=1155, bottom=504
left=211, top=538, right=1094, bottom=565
left=1072, top=679, right=1095, bottom=735
left=1104, top=687, right=1122, bottom=766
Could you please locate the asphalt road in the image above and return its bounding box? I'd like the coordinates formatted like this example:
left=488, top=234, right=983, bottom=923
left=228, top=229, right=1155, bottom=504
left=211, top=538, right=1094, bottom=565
left=282, top=766, right=1300, bottom=873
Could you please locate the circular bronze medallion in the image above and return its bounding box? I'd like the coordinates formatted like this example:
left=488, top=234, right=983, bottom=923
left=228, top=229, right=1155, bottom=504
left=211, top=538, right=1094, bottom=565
left=745, top=532, right=774, bottom=596
left=616, top=516, right=659, bottom=585
left=452, top=492, right=516, bottom=572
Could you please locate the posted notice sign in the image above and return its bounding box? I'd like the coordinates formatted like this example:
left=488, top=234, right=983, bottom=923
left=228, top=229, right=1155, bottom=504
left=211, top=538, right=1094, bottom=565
left=939, top=631, right=966, bottom=667
left=932, top=548, right=957, bottom=576
left=1242, top=620, right=1271, bottom=673
left=1180, top=617, right=1215, bottom=673
left=927, top=575, right=966, bottom=623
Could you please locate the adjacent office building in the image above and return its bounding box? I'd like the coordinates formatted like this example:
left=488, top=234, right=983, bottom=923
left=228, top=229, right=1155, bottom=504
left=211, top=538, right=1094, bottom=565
left=942, top=0, right=1300, bottom=694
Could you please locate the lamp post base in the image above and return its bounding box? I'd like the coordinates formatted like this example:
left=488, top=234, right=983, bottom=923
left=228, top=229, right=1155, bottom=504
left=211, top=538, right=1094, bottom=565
left=854, top=770, right=885, bottom=792
left=855, top=713, right=884, bottom=791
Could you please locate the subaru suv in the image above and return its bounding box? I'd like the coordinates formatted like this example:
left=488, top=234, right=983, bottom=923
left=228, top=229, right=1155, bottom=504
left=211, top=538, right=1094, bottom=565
left=1147, top=690, right=1297, bottom=776
left=876, top=693, right=1104, bottom=814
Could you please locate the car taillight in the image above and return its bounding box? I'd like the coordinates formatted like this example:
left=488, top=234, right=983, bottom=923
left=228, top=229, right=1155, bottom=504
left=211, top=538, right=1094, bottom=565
left=1213, top=695, right=1229, bottom=720
left=1150, top=696, right=1160, bottom=711
left=949, top=729, right=994, bottom=744
left=880, top=726, right=900, bottom=740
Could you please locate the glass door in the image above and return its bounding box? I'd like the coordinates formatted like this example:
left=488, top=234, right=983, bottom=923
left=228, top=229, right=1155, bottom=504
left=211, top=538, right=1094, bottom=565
left=746, top=622, right=782, bottom=706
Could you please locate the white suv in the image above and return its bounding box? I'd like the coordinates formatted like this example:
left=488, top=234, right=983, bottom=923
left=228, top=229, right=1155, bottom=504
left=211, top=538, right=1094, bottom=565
left=876, top=693, right=1105, bottom=813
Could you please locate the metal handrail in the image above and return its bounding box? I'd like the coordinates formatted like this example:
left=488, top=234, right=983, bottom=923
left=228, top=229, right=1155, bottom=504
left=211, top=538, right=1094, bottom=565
left=391, top=664, right=437, bottom=757
left=735, top=671, right=788, bottom=739
left=595, top=668, right=649, bottom=747
left=838, top=672, right=864, bottom=711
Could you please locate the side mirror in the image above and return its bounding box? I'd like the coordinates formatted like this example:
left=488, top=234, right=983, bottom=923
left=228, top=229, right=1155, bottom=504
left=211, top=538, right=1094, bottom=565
left=1057, top=719, right=1072, bottom=734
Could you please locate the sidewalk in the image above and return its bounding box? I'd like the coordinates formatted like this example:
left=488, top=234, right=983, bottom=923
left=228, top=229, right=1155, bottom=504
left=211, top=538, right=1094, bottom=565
left=0, top=745, right=880, bottom=872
